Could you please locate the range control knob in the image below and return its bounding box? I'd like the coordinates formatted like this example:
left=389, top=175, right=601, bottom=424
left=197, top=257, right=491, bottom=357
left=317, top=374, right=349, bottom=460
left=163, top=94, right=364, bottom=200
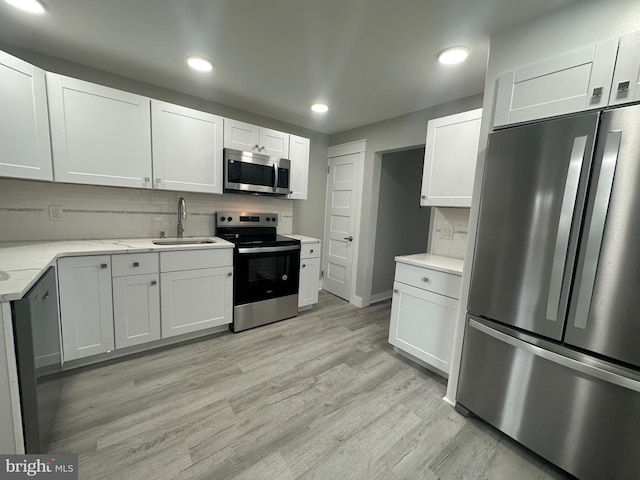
left=272, top=217, right=276, bottom=221
left=227, top=217, right=232, bottom=222
left=266, top=217, right=271, bottom=222
left=219, top=216, right=225, bottom=222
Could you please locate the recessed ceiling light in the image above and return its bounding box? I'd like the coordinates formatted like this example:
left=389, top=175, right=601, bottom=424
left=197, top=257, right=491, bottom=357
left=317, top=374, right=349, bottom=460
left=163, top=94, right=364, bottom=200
left=438, top=47, right=470, bottom=65
left=311, top=103, right=329, bottom=113
left=186, top=56, right=213, bottom=72
left=4, top=0, right=45, bottom=14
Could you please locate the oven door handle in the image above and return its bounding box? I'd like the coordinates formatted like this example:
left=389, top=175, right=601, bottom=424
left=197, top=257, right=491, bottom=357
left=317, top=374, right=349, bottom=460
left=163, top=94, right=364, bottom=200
left=238, top=245, right=301, bottom=254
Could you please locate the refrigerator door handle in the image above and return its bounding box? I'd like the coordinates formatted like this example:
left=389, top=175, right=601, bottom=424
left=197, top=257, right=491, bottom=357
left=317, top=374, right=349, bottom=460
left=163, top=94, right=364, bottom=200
left=546, top=136, right=588, bottom=321
left=574, top=130, right=622, bottom=329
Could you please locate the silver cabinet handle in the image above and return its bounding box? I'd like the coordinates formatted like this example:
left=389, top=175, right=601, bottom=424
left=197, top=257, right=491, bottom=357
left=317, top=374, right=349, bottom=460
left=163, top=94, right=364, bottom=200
left=254, top=144, right=260, bottom=150
left=227, top=272, right=232, bottom=277
left=421, top=195, right=426, bottom=199
left=422, top=277, right=429, bottom=282
left=618, top=81, right=630, bottom=92
left=592, top=87, right=603, bottom=97
left=133, top=262, right=140, bottom=267
left=151, top=280, right=157, bottom=286
left=302, top=264, right=306, bottom=268
left=144, top=177, right=150, bottom=183
left=546, top=135, right=587, bottom=322
left=343, top=236, right=353, bottom=242
left=100, top=263, right=108, bottom=269
left=393, top=289, right=398, bottom=294
left=155, top=178, right=161, bottom=184
left=310, top=249, right=314, bottom=253
left=574, top=130, right=622, bottom=329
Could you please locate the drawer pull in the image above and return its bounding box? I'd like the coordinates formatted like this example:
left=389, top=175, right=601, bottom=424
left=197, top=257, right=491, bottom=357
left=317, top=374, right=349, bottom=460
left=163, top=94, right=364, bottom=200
left=151, top=280, right=157, bottom=286
left=592, top=86, right=603, bottom=97
left=310, top=249, right=314, bottom=253
left=618, top=80, right=630, bottom=92
left=422, top=277, right=429, bottom=282
left=393, top=289, right=399, bottom=294
left=227, top=272, right=233, bottom=277
left=302, top=264, right=306, bottom=268
left=133, top=262, right=140, bottom=267
left=100, top=263, right=108, bottom=269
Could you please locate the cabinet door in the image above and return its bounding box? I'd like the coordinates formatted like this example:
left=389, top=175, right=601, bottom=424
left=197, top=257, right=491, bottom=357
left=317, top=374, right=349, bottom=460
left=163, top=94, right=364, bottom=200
left=388, top=281, right=458, bottom=374
left=259, top=127, right=289, bottom=158
left=421, top=108, right=481, bottom=207
left=609, top=31, right=640, bottom=106
left=0, top=50, right=52, bottom=181
left=58, top=256, right=114, bottom=361
left=47, top=73, right=152, bottom=188
left=151, top=101, right=223, bottom=194
left=112, top=273, right=160, bottom=348
left=223, top=119, right=260, bottom=152
left=299, top=257, right=320, bottom=307
left=288, top=134, right=310, bottom=199
left=160, top=266, right=233, bottom=338
left=494, top=38, right=618, bottom=127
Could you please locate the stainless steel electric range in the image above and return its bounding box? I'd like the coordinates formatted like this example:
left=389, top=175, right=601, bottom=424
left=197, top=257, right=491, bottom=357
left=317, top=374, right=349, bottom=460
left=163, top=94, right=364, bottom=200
left=215, top=212, right=301, bottom=332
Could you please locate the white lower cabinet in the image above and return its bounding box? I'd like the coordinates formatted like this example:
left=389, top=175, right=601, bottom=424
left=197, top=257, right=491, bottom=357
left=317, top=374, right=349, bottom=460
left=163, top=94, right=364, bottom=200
left=299, top=242, right=321, bottom=308
left=388, top=262, right=461, bottom=376
left=58, top=247, right=233, bottom=363
left=58, top=256, right=114, bottom=362
left=160, top=249, right=233, bottom=338
left=112, top=252, right=161, bottom=349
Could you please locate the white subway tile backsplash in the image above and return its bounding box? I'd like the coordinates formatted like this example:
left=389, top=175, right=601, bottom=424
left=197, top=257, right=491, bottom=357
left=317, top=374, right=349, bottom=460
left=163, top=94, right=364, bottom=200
left=0, top=178, right=294, bottom=241
left=430, top=207, right=470, bottom=260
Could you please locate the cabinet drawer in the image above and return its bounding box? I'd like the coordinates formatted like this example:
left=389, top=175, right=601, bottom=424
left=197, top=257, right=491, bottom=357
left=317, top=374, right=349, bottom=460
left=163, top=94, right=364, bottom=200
left=111, top=252, right=159, bottom=277
left=160, top=248, right=233, bottom=272
left=394, top=262, right=461, bottom=299
left=300, top=243, right=321, bottom=259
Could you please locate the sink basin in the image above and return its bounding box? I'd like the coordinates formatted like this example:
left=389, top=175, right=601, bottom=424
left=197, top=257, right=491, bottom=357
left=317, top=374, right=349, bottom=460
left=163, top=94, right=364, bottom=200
left=152, top=237, right=216, bottom=245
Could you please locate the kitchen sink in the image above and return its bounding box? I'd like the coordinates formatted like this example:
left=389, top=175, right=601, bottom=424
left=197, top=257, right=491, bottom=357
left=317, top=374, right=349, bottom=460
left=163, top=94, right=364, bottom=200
left=152, top=237, right=216, bottom=245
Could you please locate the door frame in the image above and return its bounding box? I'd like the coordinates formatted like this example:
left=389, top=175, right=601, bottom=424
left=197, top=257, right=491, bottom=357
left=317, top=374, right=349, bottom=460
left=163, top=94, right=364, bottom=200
left=322, top=140, right=366, bottom=306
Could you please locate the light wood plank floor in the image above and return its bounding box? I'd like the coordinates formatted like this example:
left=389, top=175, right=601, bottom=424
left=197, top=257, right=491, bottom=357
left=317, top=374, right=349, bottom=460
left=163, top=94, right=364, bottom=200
left=49, top=291, right=575, bottom=479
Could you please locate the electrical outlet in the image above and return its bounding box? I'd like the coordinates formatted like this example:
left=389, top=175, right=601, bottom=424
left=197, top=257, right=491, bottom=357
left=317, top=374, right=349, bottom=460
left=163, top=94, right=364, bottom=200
left=49, top=205, right=64, bottom=221
left=440, top=226, right=453, bottom=240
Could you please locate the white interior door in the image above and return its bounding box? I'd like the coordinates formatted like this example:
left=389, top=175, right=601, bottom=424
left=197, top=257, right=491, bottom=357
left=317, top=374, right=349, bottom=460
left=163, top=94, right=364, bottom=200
left=322, top=152, right=361, bottom=301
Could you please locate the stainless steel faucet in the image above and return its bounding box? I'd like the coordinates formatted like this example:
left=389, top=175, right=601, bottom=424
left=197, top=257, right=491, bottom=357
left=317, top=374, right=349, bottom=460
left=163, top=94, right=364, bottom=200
left=177, top=197, right=187, bottom=238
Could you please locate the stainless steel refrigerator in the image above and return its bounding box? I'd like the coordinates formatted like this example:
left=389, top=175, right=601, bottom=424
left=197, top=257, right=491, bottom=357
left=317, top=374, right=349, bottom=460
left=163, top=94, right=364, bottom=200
left=457, top=104, right=640, bottom=480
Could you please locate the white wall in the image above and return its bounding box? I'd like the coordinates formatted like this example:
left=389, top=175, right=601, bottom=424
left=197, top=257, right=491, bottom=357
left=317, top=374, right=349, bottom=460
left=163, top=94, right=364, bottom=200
left=371, top=148, right=430, bottom=299
left=446, top=0, right=640, bottom=404
left=330, top=94, right=484, bottom=303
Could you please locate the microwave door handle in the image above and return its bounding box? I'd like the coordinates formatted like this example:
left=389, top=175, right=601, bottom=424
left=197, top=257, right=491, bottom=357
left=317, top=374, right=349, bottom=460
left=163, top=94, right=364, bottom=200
left=273, top=163, right=278, bottom=192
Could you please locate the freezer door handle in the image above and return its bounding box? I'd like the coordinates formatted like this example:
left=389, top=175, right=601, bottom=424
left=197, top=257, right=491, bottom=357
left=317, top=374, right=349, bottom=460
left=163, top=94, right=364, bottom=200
left=546, top=136, right=587, bottom=322
left=574, top=130, right=622, bottom=329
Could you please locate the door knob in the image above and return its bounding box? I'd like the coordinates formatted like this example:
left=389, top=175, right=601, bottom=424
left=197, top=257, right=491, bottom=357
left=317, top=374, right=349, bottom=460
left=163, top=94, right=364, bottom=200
left=343, top=236, right=353, bottom=242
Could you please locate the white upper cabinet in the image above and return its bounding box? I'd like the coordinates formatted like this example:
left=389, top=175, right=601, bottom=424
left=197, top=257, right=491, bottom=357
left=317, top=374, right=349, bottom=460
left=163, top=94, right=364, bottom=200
left=151, top=100, right=223, bottom=194
left=421, top=108, right=482, bottom=207
left=0, top=50, right=52, bottom=181
left=609, top=31, right=640, bottom=106
left=494, top=38, right=618, bottom=127
left=288, top=134, right=310, bottom=200
left=46, top=73, right=152, bottom=188
left=224, top=119, right=290, bottom=158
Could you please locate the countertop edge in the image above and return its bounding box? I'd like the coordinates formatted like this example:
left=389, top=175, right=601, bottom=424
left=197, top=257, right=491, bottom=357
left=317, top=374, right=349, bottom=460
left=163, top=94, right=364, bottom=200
left=394, top=253, right=464, bottom=276
left=0, top=237, right=234, bottom=301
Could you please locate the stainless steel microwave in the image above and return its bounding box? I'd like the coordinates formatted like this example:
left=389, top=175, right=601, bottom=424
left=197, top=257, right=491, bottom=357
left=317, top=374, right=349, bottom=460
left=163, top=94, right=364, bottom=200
left=223, top=148, right=291, bottom=196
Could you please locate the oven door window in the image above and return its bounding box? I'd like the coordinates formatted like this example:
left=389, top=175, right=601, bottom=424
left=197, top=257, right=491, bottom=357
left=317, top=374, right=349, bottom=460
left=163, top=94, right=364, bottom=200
left=234, top=249, right=300, bottom=305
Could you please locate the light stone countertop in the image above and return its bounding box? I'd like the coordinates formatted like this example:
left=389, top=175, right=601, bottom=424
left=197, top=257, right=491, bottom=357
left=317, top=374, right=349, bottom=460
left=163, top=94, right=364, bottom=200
left=286, top=234, right=321, bottom=244
left=394, top=253, right=464, bottom=276
left=0, top=237, right=233, bottom=302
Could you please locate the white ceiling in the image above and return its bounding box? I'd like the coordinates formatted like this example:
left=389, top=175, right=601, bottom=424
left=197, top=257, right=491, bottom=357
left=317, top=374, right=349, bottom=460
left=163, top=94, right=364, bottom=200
left=0, top=0, right=576, bottom=135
